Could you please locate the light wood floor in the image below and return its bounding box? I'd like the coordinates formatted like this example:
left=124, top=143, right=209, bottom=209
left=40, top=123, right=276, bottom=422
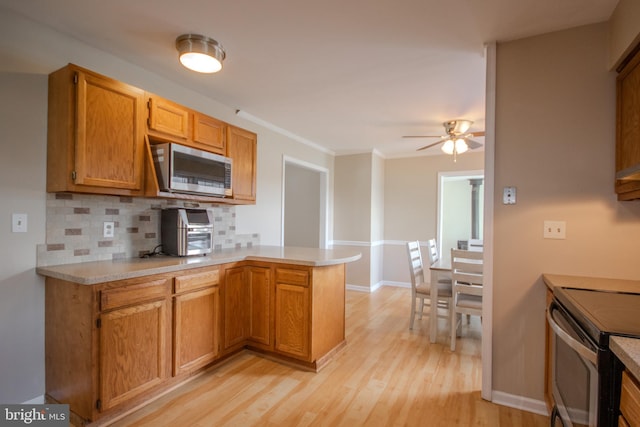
left=112, top=286, right=549, bottom=426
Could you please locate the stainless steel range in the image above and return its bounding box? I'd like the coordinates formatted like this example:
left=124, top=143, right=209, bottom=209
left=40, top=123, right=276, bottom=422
left=548, top=287, right=640, bottom=427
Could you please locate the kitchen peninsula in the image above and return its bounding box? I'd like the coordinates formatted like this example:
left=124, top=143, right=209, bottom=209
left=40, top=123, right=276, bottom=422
left=38, top=246, right=360, bottom=426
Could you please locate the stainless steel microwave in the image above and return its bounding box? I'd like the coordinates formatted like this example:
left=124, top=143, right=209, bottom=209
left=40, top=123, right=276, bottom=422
left=151, top=142, right=232, bottom=197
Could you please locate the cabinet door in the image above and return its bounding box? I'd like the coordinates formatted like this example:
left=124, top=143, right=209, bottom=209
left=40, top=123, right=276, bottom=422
left=99, top=298, right=169, bottom=411
left=247, top=266, right=271, bottom=348
left=148, top=96, right=190, bottom=140
left=274, top=268, right=310, bottom=360
left=173, top=286, right=220, bottom=375
left=193, top=113, right=226, bottom=154
left=227, top=125, right=257, bottom=202
left=75, top=69, right=145, bottom=190
left=616, top=50, right=640, bottom=199
left=223, top=266, right=248, bottom=350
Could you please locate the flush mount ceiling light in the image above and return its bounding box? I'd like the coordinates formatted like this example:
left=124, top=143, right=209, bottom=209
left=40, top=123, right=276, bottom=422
left=176, top=34, right=226, bottom=73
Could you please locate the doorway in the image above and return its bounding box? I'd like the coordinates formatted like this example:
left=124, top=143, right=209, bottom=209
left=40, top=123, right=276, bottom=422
left=437, top=170, right=484, bottom=259
left=282, top=156, right=328, bottom=248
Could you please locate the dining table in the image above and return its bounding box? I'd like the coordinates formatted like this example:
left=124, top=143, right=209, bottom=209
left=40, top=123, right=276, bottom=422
left=428, top=258, right=452, bottom=343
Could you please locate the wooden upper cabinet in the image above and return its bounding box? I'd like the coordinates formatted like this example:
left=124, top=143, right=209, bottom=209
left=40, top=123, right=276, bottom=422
left=227, top=125, right=257, bottom=201
left=616, top=47, right=640, bottom=200
left=147, top=96, right=190, bottom=140
left=193, top=113, right=226, bottom=154
left=47, top=64, right=145, bottom=195
left=147, top=95, right=226, bottom=155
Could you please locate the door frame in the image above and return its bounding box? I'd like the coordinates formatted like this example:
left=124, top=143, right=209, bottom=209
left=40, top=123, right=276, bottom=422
left=281, top=155, right=329, bottom=248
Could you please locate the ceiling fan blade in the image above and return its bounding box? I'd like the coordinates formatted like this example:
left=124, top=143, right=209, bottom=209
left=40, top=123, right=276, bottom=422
left=470, top=131, right=485, bottom=137
left=417, top=139, right=447, bottom=151
left=466, top=139, right=483, bottom=149
left=402, top=135, right=443, bottom=139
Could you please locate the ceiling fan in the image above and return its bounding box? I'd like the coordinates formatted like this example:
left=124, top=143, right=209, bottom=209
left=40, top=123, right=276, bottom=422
left=403, top=119, right=485, bottom=161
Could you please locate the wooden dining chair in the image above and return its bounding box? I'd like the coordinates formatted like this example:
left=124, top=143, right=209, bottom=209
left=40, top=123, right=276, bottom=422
left=406, top=241, right=452, bottom=330
left=427, top=238, right=452, bottom=283
left=450, top=249, right=483, bottom=351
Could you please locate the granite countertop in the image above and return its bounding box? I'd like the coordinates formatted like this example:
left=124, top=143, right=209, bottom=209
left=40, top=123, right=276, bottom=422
left=542, top=274, right=640, bottom=293
left=611, top=336, right=640, bottom=380
left=36, top=246, right=362, bottom=285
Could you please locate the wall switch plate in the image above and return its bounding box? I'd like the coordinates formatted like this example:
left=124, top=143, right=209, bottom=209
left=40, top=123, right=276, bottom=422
left=544, top=220, right=566, bottom=239
left=503, top=187, right=516, bottom=204
left=12, top=213, right=27, bottom=233
left=103, top=221, right=115, bottom=238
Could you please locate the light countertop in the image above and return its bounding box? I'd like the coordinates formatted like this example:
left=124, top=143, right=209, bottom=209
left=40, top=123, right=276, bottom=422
left=36, top=246, right=362, bottom=285
left=611, top=336, right=640, bottom=381
left=542, top=274, right=640, bottom=293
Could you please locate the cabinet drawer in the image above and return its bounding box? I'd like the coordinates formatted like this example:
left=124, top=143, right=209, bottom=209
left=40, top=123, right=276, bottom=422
left=275, top=268, right=309, bottom=286
left=174, top=269, right=220, bottom=293
left=621, top=370, right=640, bottom=425
left=101, top=279, right=169, bottom=311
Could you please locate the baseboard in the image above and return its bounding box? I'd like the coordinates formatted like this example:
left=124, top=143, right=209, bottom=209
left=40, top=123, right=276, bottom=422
left=381, top=281, right=410, bottom=289
left=22, top=395, right=45, bottom=404
left=491, top=390, right=549, bottom=416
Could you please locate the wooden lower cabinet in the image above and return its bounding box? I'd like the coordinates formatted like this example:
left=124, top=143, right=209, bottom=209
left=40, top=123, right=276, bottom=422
left=45, top=261, right=346, bottom=425
left=620, top=370, right=640, bottom=426
left=45, top=274, right=172, bottom=424
left=275, top=268, right=311, bottom=359
left=247, top=266, right=272, bottom=348
left=99, top=298, right=169, bottom=411
left=222, top=265, right=249, bottom=352
left=173, top=269, right=221, bottom=376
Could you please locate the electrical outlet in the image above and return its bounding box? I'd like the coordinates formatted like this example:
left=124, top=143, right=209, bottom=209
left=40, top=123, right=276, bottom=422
left=12, top=213, right=27, bottom=233
left=503, top=187, right=516, bottom=204
left=103, top=221, right=115, bottom=238
left=544, top=221, right=566, bottom=239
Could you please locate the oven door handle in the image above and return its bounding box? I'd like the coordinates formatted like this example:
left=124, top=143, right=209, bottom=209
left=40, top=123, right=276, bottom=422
left=546, top=307, right=598, bottom=367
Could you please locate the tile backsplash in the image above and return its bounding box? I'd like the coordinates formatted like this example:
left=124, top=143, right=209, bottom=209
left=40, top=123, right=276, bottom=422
left=37, top=193, right=259, bottom=267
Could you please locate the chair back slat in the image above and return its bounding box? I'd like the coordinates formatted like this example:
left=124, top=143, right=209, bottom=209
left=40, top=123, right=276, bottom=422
left=451, top=249, right=484, bottom=293
left=406, top=241, right=424, bottom=288
left=426, top=238, right=439, bottom=265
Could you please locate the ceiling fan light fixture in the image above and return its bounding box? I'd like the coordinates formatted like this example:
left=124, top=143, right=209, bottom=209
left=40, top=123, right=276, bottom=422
left=445, top=119, right=473, bottom=134
left=441, top=139, right=455, bottom=155
left=455, top=138, right=469, bottom=153
left=176, top=34, right=226, bottom=73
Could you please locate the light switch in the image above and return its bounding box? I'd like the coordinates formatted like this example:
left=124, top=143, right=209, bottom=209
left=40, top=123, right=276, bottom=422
left=544, top=221, right=566, bottom=239
left=503, top=187, right=516, bottom=204
left=12, top=213, right=28, bottom=233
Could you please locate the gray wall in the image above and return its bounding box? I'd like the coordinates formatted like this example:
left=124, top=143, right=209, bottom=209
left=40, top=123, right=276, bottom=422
left=0, top=73, right=48, bottom=403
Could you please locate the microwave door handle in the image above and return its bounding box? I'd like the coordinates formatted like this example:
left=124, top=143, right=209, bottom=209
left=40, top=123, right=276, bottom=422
left=546, top=308, right=598, bottom=367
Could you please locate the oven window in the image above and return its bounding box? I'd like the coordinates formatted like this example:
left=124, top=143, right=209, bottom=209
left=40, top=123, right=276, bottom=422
left=555, top=335, right=591, bottom=427
left=187, top=232, right=212, bottom=252
left=552, top=307, right=598, bottom=427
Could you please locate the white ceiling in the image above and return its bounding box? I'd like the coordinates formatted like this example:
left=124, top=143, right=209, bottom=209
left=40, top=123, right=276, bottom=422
left=0, top=0, right=618, bottom=157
